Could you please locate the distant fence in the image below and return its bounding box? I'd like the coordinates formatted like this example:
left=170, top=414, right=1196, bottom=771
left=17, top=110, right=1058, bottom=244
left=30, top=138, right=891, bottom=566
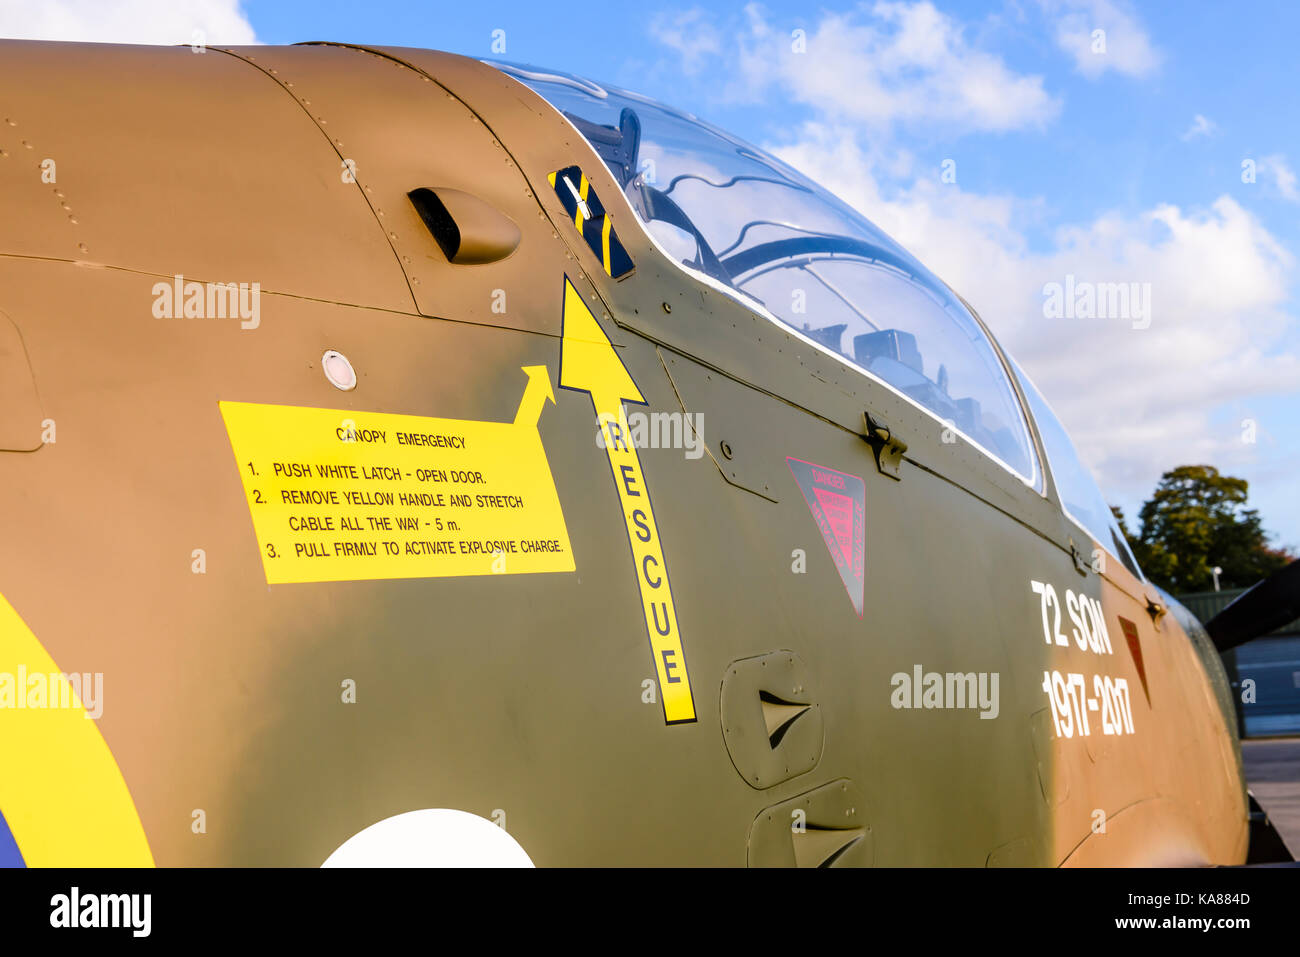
left=1178, top=588, right=1300, bottom=738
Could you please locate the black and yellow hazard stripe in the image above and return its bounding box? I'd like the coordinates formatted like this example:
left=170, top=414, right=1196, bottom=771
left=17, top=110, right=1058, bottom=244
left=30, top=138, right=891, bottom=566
left=548, top=165, right=635, bottom=279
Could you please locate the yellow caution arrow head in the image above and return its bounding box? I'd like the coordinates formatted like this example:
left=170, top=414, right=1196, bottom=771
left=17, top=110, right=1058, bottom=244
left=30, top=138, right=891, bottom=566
left=514, top=364, right=556, bottom=428
left=558, top=277, right=645, bottom=412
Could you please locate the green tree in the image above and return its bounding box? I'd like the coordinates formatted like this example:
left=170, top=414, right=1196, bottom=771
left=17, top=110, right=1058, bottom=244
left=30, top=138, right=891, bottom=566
left=1115, top=465, right=1293, bottom=593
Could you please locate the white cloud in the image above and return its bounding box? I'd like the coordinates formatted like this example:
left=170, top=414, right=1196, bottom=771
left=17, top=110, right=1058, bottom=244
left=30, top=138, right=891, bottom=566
left=649, top=8, right=722, bottom=76
left=1045, top=0, right=1161, bottom=79
left=1181, top=114, right=1216, bottom=141
left=766, top=124, right=1298, bottom=506
left=725, top=1, right=1060, bottom=134
left=645, top=3, right=1294, bottom=510
left=641, top=3, right=1297, bottom=538
left=1260, top=154, right=1300, bottom=202
left=0, top=0, right=256, bottom=45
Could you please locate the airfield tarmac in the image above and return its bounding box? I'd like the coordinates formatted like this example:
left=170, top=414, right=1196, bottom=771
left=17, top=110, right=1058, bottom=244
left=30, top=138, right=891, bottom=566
left=1242, top=736, right=1300, bottom=856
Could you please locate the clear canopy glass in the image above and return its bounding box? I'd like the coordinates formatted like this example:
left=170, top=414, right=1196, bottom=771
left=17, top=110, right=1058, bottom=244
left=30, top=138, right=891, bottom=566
left=491, top=61, right=1037, bottom=482
left=1010, top=359, right=1144, bottom=580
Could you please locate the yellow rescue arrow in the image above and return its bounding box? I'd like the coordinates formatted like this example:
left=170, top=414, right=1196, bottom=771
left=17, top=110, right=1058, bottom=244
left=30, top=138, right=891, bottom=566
left=558, top=277, right=696, bottom=724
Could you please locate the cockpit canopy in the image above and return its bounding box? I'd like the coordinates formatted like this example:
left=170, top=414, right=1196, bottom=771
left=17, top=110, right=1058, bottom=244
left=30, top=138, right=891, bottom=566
left=492, top=61, right=1143, bottom=581
left=494, top=61, right=1035, bottom=482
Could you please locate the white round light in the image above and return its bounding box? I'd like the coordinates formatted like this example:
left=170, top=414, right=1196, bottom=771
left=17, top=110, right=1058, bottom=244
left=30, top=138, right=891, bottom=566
left=322, top=350, right=357, bottom=391
left=321, top=809, right=535, bottom=868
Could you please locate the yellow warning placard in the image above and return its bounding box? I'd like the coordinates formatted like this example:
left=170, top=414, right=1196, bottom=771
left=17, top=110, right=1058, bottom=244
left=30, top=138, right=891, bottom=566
left=220, top=367, right=574, bottom=584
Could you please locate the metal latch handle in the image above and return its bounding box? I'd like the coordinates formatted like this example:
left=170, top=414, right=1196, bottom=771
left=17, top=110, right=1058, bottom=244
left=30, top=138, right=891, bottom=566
left=863, top=412, right=907, bottom=480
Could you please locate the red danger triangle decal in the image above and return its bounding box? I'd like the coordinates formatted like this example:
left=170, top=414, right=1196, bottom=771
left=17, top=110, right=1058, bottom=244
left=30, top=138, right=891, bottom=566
left=813, top=488, right=855, bottom=569
left=787, top=457, right=865, bottom=617
left=1117, top=616, right=1151, bottom=705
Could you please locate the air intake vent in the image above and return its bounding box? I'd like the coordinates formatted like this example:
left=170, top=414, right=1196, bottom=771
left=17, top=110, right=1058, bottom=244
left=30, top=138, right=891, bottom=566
left=720, top=651, right=823, bottom=788
left=407, top=188, right=520, bottom=265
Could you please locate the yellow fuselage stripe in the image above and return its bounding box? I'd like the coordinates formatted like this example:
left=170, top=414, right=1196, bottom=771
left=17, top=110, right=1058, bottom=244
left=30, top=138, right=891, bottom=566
left=601, top=215, right=614, bottom=275
left=0, top=593, right=154, bottom=866
left=575, top=175, right=589, bottom=232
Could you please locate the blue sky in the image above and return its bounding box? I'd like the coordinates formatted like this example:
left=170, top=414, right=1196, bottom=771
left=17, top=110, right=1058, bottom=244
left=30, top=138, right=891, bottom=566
left=5, top=1, right=1298, bottom=550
